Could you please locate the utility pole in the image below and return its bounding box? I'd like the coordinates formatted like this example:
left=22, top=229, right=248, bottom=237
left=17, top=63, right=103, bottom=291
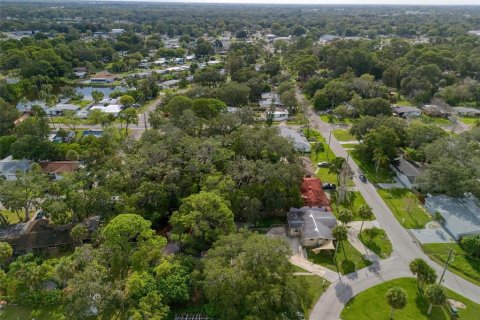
left=438, top=248, right=453, bottom=284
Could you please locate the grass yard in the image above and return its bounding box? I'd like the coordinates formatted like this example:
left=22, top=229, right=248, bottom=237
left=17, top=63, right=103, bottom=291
left=341, top=277, right=480, bottom=320
left=377, top=188, right=430, bottom=229
left=307, top=240, right=371, bottom=274
left=349, top=150, right=395, bottom=183
left=341, top=143, right=359, bottom=149
left=319, top=115, right=356, bottom=124
left=459, top=117, right=480, bottom=125
left=301, top=274, right=330, bottom=318
left=70, top=99, right=92, bottom=108
left=0, top=209, right=23, bottom=224
left=422, top=243, right=480, bottom=287
left=332, top=129, right=356, bottom=142
left=334, top=192, right=371, bottom=221
left=420, top=115, right=452, bottom=125
left=305, top=129, right=337, bottom=183
left=359, top=227, right=392, bottom=258
left=0, top=305, right=63, bottom=320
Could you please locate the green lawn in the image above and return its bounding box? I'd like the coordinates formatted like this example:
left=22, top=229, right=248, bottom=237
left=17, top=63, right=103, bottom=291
left=377, top=188, right=431, bottom=229
left=359, top=227, right=393, bottom=259
left=70, top=99, right=92, bottom=108
left=332, top=129, right=356, bottom=142
left=307, top=240, right=371, bottom=274
left=305, top=129, right=337, bottom=183
left=334, top=192, right=371, bottom=221
left=422, top=243, right=480, bottom=287
left=349, top=150, right=395, bottom=183
left=0, top=305, right=63, bottom=320
left=341, top=143, right=359, bottom=149
left=0, top=209, right=23, bottom=224
left=341, top=277, right=480, bottom=320
left=420, top=115, right=452, bottom=125
left=301, top=274, right=330, bottom=318
left=459, top=117, right=480, bottom=125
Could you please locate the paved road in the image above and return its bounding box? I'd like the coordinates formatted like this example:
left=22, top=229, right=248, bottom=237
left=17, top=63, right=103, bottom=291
left=302, top=105, right=480, bottom=319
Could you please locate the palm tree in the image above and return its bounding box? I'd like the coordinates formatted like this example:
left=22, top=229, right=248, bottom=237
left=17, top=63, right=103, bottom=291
left=358, top=205, right=373, bottom=236
left=338, top=208, right=353, bottom=226
left=409, top=258, right=437, bottom=290
left=425, top=284, right=446, bottom=315
left=332, top=224, right=349, bottom=260
left=432, top=211, right=444, bottom=228
left=385, top=286, right=407, bottom=319
left=373, top=148, right=389, bottom=173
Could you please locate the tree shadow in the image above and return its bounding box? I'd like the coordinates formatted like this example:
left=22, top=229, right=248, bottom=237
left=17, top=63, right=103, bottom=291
left=342, top=260, right=355, bottom=274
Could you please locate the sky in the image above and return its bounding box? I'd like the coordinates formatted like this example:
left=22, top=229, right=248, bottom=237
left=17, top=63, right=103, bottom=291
left=100, top=0, right=480, bottom=5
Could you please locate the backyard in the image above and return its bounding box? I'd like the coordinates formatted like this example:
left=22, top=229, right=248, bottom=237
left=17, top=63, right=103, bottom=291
left=377, top=188, right=431, bottom=229
left=422, top=243, right=480, bottom=287
left=307, top=241, right=371, bottom=274
left=341, top=277, right=480, bottom=320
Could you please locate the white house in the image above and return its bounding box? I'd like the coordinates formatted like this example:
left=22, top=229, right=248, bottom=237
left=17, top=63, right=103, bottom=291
left=266, top=110, right=289, bottom=122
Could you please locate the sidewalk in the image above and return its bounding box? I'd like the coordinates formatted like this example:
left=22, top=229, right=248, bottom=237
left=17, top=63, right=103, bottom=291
left=289, top=255, right=339, bottom=282
left=347, top=221, right=381, bottom=262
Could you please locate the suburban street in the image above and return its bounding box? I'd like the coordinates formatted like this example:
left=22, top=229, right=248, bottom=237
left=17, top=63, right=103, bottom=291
left=300, top=99, right=480, bottom=319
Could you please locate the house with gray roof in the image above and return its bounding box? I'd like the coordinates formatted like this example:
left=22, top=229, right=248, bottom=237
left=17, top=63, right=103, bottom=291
left=391, top=158, right=424, bottom=189
left=425, top=194, right=480, bottom=240
left=279, top=127, right=311, bottom=152
left=392, top=105, right=422, bottom=118
left=287, top=207, right=337, bottom=247
left=0, top=156, right=31, bottom=181
left=453, top=107, right=480, bottom=117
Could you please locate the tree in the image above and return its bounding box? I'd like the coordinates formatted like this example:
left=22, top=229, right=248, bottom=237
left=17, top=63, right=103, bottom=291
left=332, top=224, right=349, bottom=260
left=70, top=224, right=88, bottom=245
left=201, top=231, right=311, bottom=320
left=120, top=95, right=135, bottom=109
left=170, top=191, right=235, bottom=253
left=432, top=211, right=444, bottom=228
left=295, top=55, right=319, bottom=81
left=91, top=90, right=104, bottom=104
left=461, top=235, right=480, bottom=258
left=0, top=164, right=49, bottom=221
left=409, top=258, right=437, bottom=290
left=385, top=287, right=407, bottom=319
left=0, top=242, right=13, bottom=266
left=192, top=98, right=226, bottom=119
left=218, top=82, right=251, bottom=107
left=425, top=284, right=446, bottom=315
left=358, top=205, right=373, bottom=235
left=328, top=157, right=346, bottom=185
left=338, top=209, right=353, bottom=225
left=373, top=148, right=389, bottom=173
left=119, top=108, right=138, bottom=134
left=280, top=90, right=298, bottom=114
left=0, top=98, right=19, bottom=135
left=194, top=67, right=225, bottom=87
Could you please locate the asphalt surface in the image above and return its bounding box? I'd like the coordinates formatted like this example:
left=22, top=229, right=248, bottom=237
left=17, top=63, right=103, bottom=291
left=303, top=107, right=480, bottom=320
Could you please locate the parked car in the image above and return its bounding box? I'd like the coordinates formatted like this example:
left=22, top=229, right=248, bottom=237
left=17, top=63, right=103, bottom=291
left=359, top=174, right=367, bottom=183
left=34, top=210, right=45, bottom=220
left=322, top=183, right=336, bottom=190
left=317, top=161, right=329, bottom=167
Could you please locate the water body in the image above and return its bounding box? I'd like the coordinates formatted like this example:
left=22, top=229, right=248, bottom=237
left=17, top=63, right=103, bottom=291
left=75, top=86, right=127, bottom=100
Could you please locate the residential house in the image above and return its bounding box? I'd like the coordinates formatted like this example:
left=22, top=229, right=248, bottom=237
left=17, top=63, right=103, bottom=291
left=453, top=107, right=480, bottom=117
left=390, top=158, right=424, bottom=189
left=48, top=103, right=80, bottom=116
left=279, top=127, right=311, bottom=152
left=287, top=207, right=337, bottom=247
left=49, top=131, right=75, bottom=143
left=422, top=104, right=452, bottom=118
left=90, top=72, right=118, bottom=83
left=39, top=161, right=80, bottom=180
left=425, top=194, right=480, bottom=240
left=159, top=79, right=181, bottom=89
left=0, top=156, right=31, bottom=181
left=392, top=105, right=422, bottom=118
left=0, top=216, right=100, bottom=254
left=89, top=104, right=122, bottom=116
left=266, top=109, right=289, bottom=122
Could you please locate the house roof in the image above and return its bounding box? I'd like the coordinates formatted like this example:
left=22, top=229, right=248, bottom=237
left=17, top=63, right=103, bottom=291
left=453, top=107, right=480, bottom=115
left=287, top=207, right=337, bottom=240
left=425, top=195, right=480, bottom=240
left=392, top=158, right=424, bottom=180
left=0, top=157, right=31, bottom=180
left=278, top=127, right=311, bottom=152
left=301, top=177, right=330, bottom=208
left=39, top=161, right=80, bottom=174
left=392, top=105, right=422, bottom=114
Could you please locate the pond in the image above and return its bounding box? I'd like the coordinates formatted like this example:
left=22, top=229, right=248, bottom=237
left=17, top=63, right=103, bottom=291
left=74, top=86, right=127, bottom=100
